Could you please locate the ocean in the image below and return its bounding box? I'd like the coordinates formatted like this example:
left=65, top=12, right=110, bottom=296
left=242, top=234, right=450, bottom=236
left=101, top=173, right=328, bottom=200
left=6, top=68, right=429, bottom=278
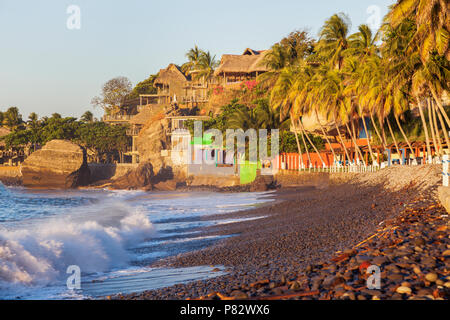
left=0, top=183, right=272, bottom=299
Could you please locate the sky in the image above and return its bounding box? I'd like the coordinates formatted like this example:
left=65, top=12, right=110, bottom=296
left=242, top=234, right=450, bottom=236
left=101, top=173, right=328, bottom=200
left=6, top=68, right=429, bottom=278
left=0, top=0, right=396, bottom=120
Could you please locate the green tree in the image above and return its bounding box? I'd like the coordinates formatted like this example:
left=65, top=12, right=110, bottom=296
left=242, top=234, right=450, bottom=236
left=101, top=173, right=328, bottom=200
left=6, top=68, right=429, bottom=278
left=91, top=76, right=133, bottom=113
left=4, top=107, right=23, bottom=131
left=80, top=111, right=94, bottom=123
left=128, top=75, right=158, bottom=99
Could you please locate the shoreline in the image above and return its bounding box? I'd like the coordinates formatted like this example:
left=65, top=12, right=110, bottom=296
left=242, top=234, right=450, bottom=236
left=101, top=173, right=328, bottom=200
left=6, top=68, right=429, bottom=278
left=110, top=165, right=449, bottom=300
left=2, top=165, right=448, bottom=300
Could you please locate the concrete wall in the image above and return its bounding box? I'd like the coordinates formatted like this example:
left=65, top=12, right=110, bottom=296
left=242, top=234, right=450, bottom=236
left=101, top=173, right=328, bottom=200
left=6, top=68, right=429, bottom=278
left=187, top=174, right=240, bottom=188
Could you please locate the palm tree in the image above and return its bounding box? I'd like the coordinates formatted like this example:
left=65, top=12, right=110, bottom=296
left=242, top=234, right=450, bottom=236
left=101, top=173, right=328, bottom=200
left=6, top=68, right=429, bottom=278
left=314, top=68, right=352, bottom=163
left=386, top=8, right=450, bottom=136
left=346, top=56, right=378, bottom=165
left=433, top=99, right=450, bottom=154
left=297, top=118, right=312, bottom=167
left=4, top=107, right=23, bottom=131
left=298, top=118, right=326, bottom=167
left=81, top=111, right=94, bottom=123
left=427, top=98, right=442, bottom=155
left=314, top=109, right=337, bottom=165
left=181, top=45, right=203, bottom=75
left=316, top=13, right=351, bottom=70
left=270, top=67, right=304, bottom=167
left=194, top=51, right=219, bottom=86
left=347, top=24, right=379, bottom=59
left=28, top=112, right=39, bottom=129
left=387, top=0, right=449, bottom=61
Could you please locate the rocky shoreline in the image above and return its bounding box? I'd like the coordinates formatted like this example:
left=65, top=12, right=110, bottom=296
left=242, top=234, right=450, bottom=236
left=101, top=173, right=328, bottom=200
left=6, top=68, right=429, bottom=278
left=109, top=166, right=448, bottom=300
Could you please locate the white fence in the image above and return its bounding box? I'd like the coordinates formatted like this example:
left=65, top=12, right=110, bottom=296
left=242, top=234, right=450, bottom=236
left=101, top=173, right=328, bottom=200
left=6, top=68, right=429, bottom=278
left=443, top=155, right=449, bottom=187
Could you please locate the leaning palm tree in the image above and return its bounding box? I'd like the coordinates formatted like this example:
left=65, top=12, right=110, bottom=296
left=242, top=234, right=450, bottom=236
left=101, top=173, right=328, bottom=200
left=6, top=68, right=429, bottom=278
left=316, top=13, right=351, bottom=70
left=289, top=64, right=328, bottom=167
left=345, top=55, right=378, bottom=165
left=384, top=14, right=450, bottom=131
left=270, top=67, right=304, bottom=166
left=314, top=68, right=352, bottom=163
left=387, top=0, right=449, bottom=61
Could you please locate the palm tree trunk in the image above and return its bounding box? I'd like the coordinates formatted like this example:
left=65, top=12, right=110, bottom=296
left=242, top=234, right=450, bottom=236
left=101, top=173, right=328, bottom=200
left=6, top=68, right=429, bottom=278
left=361, top=115, right=377, bottom=165
left=386, top=117, right=402, bottom=160
left=290, top=117, right=304, bottom=167
left=432, top=99, right=443, bottom=156
left=298, top=122, right=312, bottom=167
left=316, top=110, right=337, bottom=164
left=394, top=113, right=417, bottom=162
left=379, top=114, right=388, bottom=147
left=333, top=114, right=351, bottom=165
left=429, top=85, right=450, bottom=128
left=298, top=118, right=326, bottom=167
left=370, top=112, right=386, bottom=150
left=346, top=121, right=365, bottom=165
left=434, top=100, right=450, bottom=154
left=416, top=96, right=432, bottom=162
left=427, top=98, right=438, bottom=158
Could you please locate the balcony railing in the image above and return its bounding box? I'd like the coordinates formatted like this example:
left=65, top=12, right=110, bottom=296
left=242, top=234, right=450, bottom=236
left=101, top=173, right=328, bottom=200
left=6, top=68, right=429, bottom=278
left=102, top=114, right=133, bottom=122
left=181, top=96, right=209, bottom=103
left=126, top=127, right=141, bottom=136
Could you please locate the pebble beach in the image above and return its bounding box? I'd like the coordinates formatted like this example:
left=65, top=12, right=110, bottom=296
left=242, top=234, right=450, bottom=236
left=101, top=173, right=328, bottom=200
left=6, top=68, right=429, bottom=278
left=112, top=165, right=449, bottom=300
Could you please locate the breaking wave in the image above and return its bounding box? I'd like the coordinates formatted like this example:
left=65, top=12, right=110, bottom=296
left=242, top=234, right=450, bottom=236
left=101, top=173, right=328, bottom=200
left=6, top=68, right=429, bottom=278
left=0, top=203, right=154, bottom=290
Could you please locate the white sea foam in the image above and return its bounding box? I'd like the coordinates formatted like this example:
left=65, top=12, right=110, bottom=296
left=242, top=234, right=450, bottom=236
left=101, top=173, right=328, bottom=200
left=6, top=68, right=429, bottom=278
left=0, top=187, right=273, bottom=299
left=0, top=203, right=154, bottom=290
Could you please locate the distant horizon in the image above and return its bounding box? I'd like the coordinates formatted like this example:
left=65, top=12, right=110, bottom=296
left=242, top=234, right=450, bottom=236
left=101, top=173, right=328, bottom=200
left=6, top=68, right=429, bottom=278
left=0, top=0, right=395, bottom=120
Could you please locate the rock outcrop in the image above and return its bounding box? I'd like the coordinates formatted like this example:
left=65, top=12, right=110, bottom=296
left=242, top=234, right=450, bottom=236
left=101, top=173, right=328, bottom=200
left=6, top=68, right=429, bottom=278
left=21, top=140, right=91, bottom=189
left=110, top=162, right=154, bottom=190
left=135, top=111, right=170, bottom=175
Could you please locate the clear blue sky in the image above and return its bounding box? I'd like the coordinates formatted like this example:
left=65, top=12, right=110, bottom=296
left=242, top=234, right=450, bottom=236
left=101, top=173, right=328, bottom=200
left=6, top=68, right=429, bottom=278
left=0, top=0, right=396, bottom=120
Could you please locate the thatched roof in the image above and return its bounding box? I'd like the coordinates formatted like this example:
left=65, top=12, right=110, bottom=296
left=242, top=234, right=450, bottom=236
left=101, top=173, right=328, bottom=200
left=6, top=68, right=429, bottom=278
left=130, top=105, right=166, bottom=125
left=214, top=50, right=269, bottom=76
left=242, top=48, right=265, bottom=55
left=154, top=64, right=188, bottom=86
left=0, top=127, right=11, bottom=137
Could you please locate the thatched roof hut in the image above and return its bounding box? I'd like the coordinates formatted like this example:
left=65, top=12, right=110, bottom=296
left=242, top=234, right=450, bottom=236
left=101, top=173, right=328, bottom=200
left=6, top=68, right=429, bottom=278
left=154, top=64, right=188, bottom=86
left=214, top=49, right=269, bottom=77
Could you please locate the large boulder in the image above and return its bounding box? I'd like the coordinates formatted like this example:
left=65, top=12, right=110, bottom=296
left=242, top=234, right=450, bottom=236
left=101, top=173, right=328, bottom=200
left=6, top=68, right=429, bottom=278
left=110, top=162, right=154, bottom=190
left=21, top=140, right=91, bottom=189
left=135, top=115, right=170, bottom=175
